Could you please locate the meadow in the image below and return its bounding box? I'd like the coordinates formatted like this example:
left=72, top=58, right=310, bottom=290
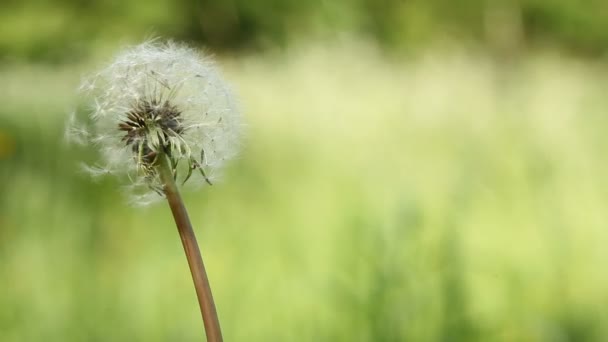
left=2, top=41, right=608, bottom=341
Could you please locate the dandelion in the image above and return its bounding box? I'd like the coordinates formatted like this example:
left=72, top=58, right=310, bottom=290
left=69, top=40, right=241, bottom=204
left=68, top=41, right=242, bottom=342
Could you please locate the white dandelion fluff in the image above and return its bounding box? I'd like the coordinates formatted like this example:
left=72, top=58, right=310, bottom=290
left=68, top=41, right=242, bottom=204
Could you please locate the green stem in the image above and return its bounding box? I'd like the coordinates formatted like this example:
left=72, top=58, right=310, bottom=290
left=157, top=154, right=223, bottom=342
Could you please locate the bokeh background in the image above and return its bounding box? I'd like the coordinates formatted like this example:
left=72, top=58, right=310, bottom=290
left=3, top=0, right=608, bottom=341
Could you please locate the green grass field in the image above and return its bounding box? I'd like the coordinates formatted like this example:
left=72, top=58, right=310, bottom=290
left=2, top=41, right=608, bottom=341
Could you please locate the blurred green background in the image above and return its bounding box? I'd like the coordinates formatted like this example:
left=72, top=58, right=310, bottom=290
left=3, top=0, right=608, bottom=341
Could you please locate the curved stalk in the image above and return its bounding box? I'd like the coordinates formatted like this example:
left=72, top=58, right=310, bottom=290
left=157, top=154, right=223, bottom=342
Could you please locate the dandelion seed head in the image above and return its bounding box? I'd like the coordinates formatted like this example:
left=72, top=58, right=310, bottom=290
left=67, top=41, right=242, bottom=203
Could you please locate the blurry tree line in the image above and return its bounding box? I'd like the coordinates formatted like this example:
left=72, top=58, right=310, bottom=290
left=1, top=0, right=608, bottom=62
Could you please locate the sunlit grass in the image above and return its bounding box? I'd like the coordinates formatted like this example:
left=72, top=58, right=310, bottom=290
left=2, top=41, right=608, bottom=341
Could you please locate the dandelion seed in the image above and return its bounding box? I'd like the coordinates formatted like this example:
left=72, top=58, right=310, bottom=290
left=67, top=40, right=241, bottom=203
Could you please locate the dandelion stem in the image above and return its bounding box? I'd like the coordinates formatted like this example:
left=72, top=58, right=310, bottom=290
left=157, top=153, right=223, bottom=342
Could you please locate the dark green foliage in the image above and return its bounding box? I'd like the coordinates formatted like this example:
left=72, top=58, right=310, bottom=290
left=2, top=0, right=608, bottom=62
